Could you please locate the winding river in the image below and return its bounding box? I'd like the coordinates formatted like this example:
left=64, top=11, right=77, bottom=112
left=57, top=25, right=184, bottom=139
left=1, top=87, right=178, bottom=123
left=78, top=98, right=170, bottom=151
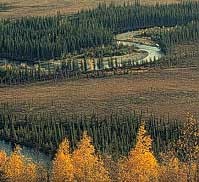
left=0, top=38, right=163, bottom=71
left=0, top=32, right=163, bottom=164
left=119, top=41, right=163, bottom=63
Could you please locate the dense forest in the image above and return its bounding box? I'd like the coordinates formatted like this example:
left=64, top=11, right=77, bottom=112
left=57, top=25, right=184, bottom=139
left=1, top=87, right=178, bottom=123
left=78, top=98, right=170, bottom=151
left=0, top=1, right=199, bottom=62
left=0, top=16, right=113, bottom=61
left=0, top=104, right=181, bottom=157
left=0, top=115, right=198, bottom=181
left=148, top=21, right=199, bottom=53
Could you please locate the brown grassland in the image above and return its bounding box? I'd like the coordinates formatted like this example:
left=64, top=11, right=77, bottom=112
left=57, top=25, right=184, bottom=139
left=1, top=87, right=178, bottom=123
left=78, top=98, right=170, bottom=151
left=0, top=0, right=198, bottom=18
left=0, top=64, right=199, bottom=119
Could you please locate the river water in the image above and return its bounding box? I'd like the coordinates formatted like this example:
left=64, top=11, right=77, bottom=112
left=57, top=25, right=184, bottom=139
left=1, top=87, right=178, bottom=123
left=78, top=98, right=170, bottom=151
left=119, top=41, right=163, bottom=63
left=0, top=140, right=51, bottom=166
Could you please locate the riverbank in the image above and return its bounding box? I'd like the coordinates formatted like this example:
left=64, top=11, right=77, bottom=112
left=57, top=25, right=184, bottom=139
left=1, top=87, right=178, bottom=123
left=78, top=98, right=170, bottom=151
left=0, top=140, right=51, bottom=166
left=0, top=31, right=163, bottom=73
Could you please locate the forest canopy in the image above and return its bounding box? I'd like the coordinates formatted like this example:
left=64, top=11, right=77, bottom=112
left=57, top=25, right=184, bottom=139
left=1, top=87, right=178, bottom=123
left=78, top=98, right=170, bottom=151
left=0, top=1, right=199, bottom=62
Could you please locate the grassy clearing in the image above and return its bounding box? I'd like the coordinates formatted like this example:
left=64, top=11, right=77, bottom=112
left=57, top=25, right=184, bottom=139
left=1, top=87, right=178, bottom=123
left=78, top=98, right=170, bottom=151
left=0, top=0, right=198, bottom=18
left=0, top=65, right=199, bottom=119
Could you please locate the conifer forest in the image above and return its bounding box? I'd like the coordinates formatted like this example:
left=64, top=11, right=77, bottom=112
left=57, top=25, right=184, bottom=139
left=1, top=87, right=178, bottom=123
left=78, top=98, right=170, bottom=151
left=0, top=0, right=199, bottom=181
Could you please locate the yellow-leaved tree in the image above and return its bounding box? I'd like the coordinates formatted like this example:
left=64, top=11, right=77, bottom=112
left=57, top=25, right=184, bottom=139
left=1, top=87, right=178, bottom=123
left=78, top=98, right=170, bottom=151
left=72, top=132, right=110, bottom=182
left=118, top=123, right=159, bottom=182
left=37, top=165, right=48, bottom=182
left=159, top=153, right=189, bottom=182
left=25, top=162, right=37, bottom=182
left=51, top=138, right=74, bottom=182
left=176, top=114, right=199, bottom=162
left=4, top=145, right=37, bottom=182
left=159, top=114, right=199, bottom=182
left=0, top=151, right=7, bottom=171
left=0, top=150, right=7, bottom=181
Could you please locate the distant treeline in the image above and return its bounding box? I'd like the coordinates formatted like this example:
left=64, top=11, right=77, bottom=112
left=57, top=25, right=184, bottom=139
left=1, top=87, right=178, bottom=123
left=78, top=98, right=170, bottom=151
left=0, top=1, right=199, bottom=62
left=0, top=105, right=181, bottom=158
left=0, top=60, right=159, bottom=86
left=151, top=21, right=199, bottom=53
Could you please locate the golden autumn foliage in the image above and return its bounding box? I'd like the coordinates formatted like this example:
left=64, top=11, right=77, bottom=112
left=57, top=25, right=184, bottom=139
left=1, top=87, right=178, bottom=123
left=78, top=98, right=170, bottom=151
left=72, top=132, right=110, bottom=182
left=176, top=114, right=199, bottom=162
left=0, top=151, right=7, bottom=171
left=159, top=151, right=198, bottom=182
left=36, top=165, right=48, bottom=182
left=25, top=162, right=37, bottom=182
left=4, top=146, right=26, bottom=182
left=51, top=138, right=74, bottom=182
left=118, top=123, right=159, bottom=182
left=159, top=114, right=199, bottom=182
left=4, top=145, right=37, bottom=182
left=159, top=154, right=188, bottom=182
left=0, top=115, right=198, bottom=182
left=51, top=133, right=111, bottom=182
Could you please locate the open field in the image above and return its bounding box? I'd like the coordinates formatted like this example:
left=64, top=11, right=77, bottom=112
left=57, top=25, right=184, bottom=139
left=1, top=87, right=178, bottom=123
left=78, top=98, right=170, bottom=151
left=0, top=65, right=199, bottom=120
left=0, top=0, right=198, bottom=18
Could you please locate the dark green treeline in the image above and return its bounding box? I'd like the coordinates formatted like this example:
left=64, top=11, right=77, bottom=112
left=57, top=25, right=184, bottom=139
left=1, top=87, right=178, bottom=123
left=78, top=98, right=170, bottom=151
left=0, top=105, right=181, bottom=158
left=0, top=16, right=113, bottom=61
left=0, top=1, right=199, bottom=62
left=152, top=21, right=199, bottom=52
